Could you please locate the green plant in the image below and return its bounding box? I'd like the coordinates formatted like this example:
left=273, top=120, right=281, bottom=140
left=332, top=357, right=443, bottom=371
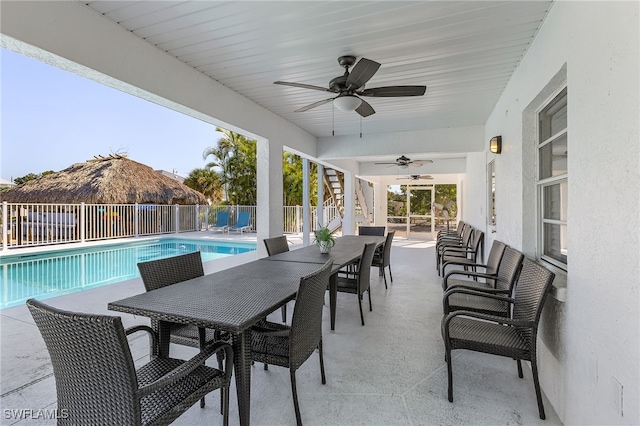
left=314, top=226, right=335, bottom=247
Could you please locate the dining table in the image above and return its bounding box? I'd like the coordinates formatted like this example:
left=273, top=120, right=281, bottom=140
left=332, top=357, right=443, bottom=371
left=263, top=235, right=385, bottom=330
left=107, top=235, right=384, bottom=426
left=108, top=258, right=325, bottom=426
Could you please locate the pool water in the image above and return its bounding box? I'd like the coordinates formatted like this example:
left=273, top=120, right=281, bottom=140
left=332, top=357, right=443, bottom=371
left=0, top=238, right=256, bottom=309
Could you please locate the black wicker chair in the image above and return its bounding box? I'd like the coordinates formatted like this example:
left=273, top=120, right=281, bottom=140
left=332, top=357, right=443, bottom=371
left=251, top=261, right=333, bottom=426
left=441, top=258, right=555, bottom=419
left=439, top=229, right=484, bottom=276
left=264, top=235, right=292, bottom=322
left=371, top=230, right=395, bottom=288
left=436, top=224, right=473, bottom=274
left=443, top=246, right=524, bottom=317
left=137, top=251, right=225, bottom=408
left=358, top=226, right=385, bottom=236
left=441, top=240, right=507, bottom=291
left=337, top=242, right=377, bottom=325
left=27, top=298, right=233, bottom=426
left=437, top=220, right=464, bottom=239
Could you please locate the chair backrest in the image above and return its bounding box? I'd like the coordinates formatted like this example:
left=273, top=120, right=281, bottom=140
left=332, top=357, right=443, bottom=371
left=137, top=251, right=204, bottom=292
left=264, top=235, right=289, bottom=256
left=485, top=240, right=507, bottom=276
left=381, top=230, right=396, bottom=267
left=236, top=211, right=250, bottom=227
left=215, top=211, right=229, bottom=226
left=512, top=259, right=555, bottom=346
left=26, top=299, right=141, bottom=425
left=357, top=242, right=378, bottom=294
left=289, top=261, right=333, bottom=371
left=358, top=226, right=385, bottom=236
left=469, top=230, right=484, bottom=259
left=495, top=247, right=525, bottom=291
left=461, top=225, right=474, bottom=247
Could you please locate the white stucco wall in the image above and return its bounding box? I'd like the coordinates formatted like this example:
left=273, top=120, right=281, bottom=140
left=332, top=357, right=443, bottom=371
left=468, top=2, right=640, bottom=423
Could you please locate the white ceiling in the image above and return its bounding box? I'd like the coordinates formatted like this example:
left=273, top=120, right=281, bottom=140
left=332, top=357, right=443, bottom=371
left=84, top=1, right=552, bottom=166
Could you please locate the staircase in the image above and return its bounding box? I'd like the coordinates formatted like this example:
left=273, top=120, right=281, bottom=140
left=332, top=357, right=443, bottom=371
left=323, top=168, right=344, bottom=233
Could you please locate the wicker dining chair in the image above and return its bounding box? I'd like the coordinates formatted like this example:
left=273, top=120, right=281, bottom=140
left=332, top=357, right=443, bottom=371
left=441, top=240, right=506, bottom=291
left=264, top=235, right=292, bottom=322
left=435, top=224, right=473, bottom=274
left=251, top=261, right=333, bottom=426
left=371, top=230, right=395, bottom=288
left=137, top=251, right=225, bottom=408
left=443, top=247, right=524, bottom=317
left=357, top=226, right=386, bottom=236
left=337, top=242, right=377, bottom=325
left=439, top=229, right=484, bottom=276
left=441, top=258, right=555, bottom=420
left=26, top=298, right=233, bottom=426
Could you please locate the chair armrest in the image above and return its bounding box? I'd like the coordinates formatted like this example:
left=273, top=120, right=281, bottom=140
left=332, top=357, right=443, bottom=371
left=443, top=270, right=497, bottom=290
left=445, top=284, right=509, bottom=295
left=125, top=325, right=158, bottom=356
left=441, top=247, right=473, bottom=256
left=443, top=309, right=535, bottom=333
left=137, top=340, right=233, bottom=399
left=443, top=287, right=513, bottom=303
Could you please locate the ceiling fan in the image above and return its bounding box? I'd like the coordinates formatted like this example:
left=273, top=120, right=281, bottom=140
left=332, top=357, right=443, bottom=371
left=375, top=155, right=433, bottom=169
left=274, top=56, right=426, bottom=117
left=396, top=174, right=433, bottom=181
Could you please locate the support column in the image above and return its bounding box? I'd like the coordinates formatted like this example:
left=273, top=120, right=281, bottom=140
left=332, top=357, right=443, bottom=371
left=374, top=182, right=388, bottom=228
left=342, top=172, right=355, bottom=235
left=316, top=163, right=324, bottom=228
left=302, top=158, right=310, bottom=246
left=257, top=137, right=284, bottom=257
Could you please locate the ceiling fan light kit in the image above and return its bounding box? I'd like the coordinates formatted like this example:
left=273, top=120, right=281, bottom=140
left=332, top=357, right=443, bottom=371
left=333, top=95, right=362, bottom=111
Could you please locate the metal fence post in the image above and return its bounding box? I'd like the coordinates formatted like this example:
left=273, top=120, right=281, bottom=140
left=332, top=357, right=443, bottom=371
left=2, top=201, right=7, bottom=251
left=175, top=204, right=180, bottom=234
left=134, top=203, right=139, bottom=237
left=80, top=203, right=86, bottom=242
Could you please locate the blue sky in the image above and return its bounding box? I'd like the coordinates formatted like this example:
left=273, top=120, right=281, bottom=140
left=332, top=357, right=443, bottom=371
left=1, top=48, right=222, bottom=182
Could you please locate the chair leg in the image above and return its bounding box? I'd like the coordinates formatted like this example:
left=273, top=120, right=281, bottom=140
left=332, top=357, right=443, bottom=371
left=446, top=349, right=454, bottom=402
left=222, top=385, right=230, bottom=426
left=290, top=371, right=303, bottom=426
left=382, top=269, right=388, bottom=289
left=264, top=363, right=268, bottom=370
left=517, top=359, right=523, bottom=378
left=198, top=327, right=207, bottom=408
left=531, top=355, right=546, bottom=420
left=318, top=339, right=326, bottom=385
left=358, top=294, right=365, bottom=326
left=388, top=265, right=393, bottom=283
left=368, top=289, right=372, bottom=311
left=281, top=304, right=287, bottom=323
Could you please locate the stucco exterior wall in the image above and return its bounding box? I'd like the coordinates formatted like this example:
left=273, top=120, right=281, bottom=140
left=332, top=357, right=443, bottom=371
left=469, top=2, right=639, bottom=423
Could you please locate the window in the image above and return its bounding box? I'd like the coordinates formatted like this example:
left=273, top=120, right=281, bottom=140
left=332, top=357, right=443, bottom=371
left=488, top=160, right=496, bottom=226
left=537, top=87, right=567, bottom=270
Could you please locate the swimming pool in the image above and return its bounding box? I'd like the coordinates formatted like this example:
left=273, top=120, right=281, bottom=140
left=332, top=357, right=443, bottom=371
left=0, top=238, right=256, bottom=309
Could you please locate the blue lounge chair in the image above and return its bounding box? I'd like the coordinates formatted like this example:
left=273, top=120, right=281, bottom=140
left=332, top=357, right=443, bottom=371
left=229, top=212, right=251, bottom=234
left=211, top=211, right=230, bottom=233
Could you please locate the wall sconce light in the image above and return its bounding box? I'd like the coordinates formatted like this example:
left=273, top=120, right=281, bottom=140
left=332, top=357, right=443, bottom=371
left=490, top=135, right=502, bottom=154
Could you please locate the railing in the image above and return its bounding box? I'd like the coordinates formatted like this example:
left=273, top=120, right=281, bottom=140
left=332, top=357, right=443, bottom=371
left=1, top=202, right=339, bottom=251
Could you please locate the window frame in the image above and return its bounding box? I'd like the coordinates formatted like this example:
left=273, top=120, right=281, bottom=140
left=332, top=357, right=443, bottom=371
left=536, top=86, right=568, bottom=271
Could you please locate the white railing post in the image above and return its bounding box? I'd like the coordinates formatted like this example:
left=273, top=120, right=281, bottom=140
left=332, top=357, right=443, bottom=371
left=80, top=203, right=86, bottom=242
left=2, top=201, right=7, bottom=251
left=295, top=205, right=301, bottom=233
left=175, top=204, right=180, bottom=234
left=134, top=203, right=139, bottom=237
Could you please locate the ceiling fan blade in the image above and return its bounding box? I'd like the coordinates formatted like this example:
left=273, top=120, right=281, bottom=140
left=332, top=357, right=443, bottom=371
left=274, top=81, right=333, bottom=92
left=346, top=58, right=381, bottom=90
left=355, top=99, right=375, bottom=117
left=409, top=160, right=433, bottom=167
left=295, top=97, right=335, bottom=112
left=360, top=86, right=426, bottom=97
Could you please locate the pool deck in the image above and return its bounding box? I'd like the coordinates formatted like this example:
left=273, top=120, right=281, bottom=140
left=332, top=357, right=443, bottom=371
left=0, top=231, right=561, bottom=425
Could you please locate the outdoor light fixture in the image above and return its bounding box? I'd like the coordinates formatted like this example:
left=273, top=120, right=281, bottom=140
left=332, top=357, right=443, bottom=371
left=490, top=135, right=502, bottom=154
left=333, top=95, right=362, bottom=112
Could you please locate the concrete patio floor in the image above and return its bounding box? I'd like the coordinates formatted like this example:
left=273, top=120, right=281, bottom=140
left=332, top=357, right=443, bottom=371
left=0, top=232, right=562, bottom=425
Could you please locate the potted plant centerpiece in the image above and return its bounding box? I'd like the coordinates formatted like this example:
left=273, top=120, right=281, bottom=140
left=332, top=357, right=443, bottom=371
left=314, top=225, right=336, bottom=253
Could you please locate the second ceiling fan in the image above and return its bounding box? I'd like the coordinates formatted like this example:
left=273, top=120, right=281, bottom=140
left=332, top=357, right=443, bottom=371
left=274, top=56, right=426, bottom=117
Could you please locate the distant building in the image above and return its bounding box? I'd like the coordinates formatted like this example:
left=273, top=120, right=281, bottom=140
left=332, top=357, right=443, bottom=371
left=0, top=177, right=16, bottom=189
left=155, top=170, right=185, bottom=184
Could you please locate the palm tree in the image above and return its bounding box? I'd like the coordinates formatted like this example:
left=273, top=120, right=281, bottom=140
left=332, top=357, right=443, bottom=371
left=183, top=168, right=224, bottom=204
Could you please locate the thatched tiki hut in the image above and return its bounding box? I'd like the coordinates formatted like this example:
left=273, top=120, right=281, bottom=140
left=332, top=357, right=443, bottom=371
left=0, top=155, right=206, bottom=205
left=1, top=155, right=207, bottom=241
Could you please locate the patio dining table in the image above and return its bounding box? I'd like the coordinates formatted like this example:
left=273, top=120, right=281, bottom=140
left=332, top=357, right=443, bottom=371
left=264, top=235, right=385, bottom=330
left=108, top=258, right=324, bottom=426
